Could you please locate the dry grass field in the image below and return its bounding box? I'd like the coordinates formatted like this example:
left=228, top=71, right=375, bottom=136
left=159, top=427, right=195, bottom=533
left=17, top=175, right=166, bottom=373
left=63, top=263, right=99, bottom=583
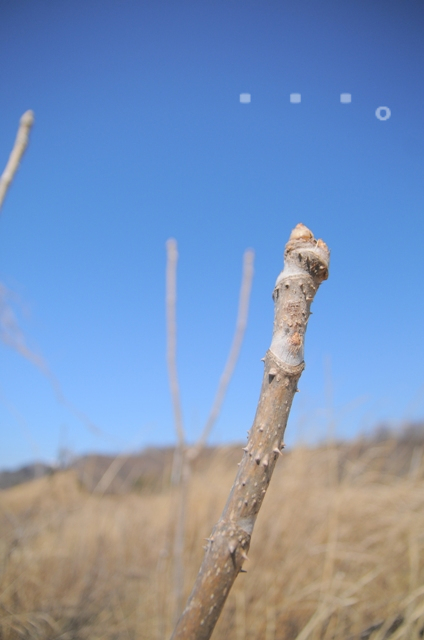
left=0, top=431, right=423, bottom=640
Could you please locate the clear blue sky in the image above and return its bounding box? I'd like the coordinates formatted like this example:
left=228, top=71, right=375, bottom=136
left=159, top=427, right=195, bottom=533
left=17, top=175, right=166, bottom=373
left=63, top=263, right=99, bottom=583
left=1, top=0, right=423, bottom=469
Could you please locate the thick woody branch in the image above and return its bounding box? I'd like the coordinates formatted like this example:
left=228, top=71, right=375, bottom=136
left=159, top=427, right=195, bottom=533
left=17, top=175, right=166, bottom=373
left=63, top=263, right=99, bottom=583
left=170, top=223, right=330, bottom=640
left=0, top=111, right=34, bottom=212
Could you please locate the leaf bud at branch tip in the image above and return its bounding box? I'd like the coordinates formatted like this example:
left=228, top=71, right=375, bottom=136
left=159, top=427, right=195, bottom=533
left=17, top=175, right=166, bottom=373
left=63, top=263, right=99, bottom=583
left=289, top=223, right=313, bottom=242
left=20, top=110, right=35, bottom=128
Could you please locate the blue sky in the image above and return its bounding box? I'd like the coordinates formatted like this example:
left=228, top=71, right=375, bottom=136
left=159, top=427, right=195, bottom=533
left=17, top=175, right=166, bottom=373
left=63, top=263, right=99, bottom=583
left=1, top=0, right=423, bottom=469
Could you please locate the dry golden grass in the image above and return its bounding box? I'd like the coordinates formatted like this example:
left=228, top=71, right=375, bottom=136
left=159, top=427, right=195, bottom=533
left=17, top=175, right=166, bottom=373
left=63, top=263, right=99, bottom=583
left=0, top=437, right=423, bottom=639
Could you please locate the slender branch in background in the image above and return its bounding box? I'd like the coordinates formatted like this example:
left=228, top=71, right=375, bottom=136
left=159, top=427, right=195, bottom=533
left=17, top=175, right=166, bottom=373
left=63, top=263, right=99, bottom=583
left=172, top=457, right=190, bottom=625
left=0, top=111, right=119, bottom=449
left=164, top=242, right=255, bottom=626
left=0, top=386, right=41, bottom=464
left=166, top=238, right=185, bottom=453
left=0, top=284, right=116, bottom=443
left=190, top=249, right=255, bottom=458
left=166, top=238, right=188, bottom=624
left=0, top=110, right=34, bottom=212
left=170, top=223, right=330, bottom=640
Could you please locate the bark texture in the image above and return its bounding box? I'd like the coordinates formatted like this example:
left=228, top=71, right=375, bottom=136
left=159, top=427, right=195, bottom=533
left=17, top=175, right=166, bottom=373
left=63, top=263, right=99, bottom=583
left=170, top=223, right=330, bottom=640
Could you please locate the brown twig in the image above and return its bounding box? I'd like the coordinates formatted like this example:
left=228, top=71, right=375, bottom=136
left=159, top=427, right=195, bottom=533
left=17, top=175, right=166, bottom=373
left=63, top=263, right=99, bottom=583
left=0, top=111, right=34, bottom=212
left=165, top=238, right=188, bottom=623
left=190, top=249, right=255, bottom=458
left=166, top=239, right=185, bottom=455
left=165, top=242, right=255, bottom=624
left=170, top=223, right=330, bottom=640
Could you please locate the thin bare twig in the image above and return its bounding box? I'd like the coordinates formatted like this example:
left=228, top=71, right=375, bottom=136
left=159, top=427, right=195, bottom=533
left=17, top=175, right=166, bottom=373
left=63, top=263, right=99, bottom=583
left=166, top=238, right=185, bottom=451
left=0, top=285, right=116, bottom=443
left=190, top=249, right=255, bottom=456
left=166, top=238, right=188, bottom=623
left=165, top=242, right=255, bottom=624
left=0, top=110, right=34, bottom=212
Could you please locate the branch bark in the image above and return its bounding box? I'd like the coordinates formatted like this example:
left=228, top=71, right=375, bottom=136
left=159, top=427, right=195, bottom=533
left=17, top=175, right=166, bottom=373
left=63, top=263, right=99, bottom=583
left=0, top=110, right=34, bottom=212
left=170, top=223, right=330, bottom=640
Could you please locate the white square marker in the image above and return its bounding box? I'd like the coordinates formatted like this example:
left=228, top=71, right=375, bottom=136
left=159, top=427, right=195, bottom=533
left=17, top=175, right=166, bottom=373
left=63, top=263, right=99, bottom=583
left=340, top=93, right=352, bottom=103
left=240, top=93, right=251, bottom=103
left=290, top=93, right=301, bottom=103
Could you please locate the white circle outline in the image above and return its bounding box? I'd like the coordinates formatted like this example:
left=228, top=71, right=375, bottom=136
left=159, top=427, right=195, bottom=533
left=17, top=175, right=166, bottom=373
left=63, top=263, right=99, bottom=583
left=375, top=106, right=391, bottom=121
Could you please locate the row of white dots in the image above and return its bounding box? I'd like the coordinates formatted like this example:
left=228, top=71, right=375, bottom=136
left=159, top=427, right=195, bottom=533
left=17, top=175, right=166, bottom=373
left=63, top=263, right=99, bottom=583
left=239, top=93, right=391, bottom=120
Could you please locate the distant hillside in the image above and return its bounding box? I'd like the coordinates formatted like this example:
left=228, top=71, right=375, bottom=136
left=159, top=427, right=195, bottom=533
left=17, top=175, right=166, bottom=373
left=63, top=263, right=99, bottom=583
left=0, top=445, right=241, bottom=492
left=71, top=445, right=240, bottom=494
left=0, top=463, right=54, bottom=490
left=0, top=425, right=423, bottom=639
left=1, top=422, right=423, bottom=493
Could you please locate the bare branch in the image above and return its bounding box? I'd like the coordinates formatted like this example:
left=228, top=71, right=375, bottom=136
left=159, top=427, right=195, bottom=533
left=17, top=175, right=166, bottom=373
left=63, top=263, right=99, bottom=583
left=165, top=238, right=189, bottom=622
left=166, top=238, right=185, bottom=449
left=190, top=249, right=254, bottom=456
left=0, top=110, right=34, bottom=212
left=170, top=223, right=330, bottom=640
left=0, top=283, right=115, bottom=442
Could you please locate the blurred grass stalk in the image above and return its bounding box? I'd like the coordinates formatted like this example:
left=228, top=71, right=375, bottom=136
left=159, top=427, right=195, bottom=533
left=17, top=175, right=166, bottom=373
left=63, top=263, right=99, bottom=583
left=165, top=238, right=254, bottom=624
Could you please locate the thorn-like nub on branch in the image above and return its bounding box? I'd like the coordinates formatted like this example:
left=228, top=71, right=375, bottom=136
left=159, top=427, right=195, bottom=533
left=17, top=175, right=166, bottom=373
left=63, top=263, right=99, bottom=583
left=228, top=542, right=236, bottom=555
left=268, top=367, right=277, bottom=382
left=273, top=447, right=283, bottom=456
left=255, top=455, right=261, bottom=465
left=262, top=455, right=269, bottom=468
